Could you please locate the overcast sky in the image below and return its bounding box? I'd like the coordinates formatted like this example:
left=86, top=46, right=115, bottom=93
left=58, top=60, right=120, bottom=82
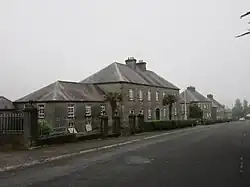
left=1, top=0, right=250, bottom=107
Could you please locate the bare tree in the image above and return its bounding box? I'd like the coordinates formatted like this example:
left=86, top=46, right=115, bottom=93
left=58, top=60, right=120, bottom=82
left=236, top=11, right=250, bottom=38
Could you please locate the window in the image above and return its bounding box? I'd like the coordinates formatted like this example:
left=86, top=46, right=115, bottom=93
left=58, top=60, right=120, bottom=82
left=100, top=105, right=105, bottom=115
left=163, top=108, right=166, bottom=118
left=148, top=90, right=151, bottom=101
left=162, top=92, right=166, bottom=98
left=148, top=108, right=152, bottom=119
left=139, top=90, right=143, bottom=101
left=156, top=91, right=159, bottom=102
left=38, top=104, right=45, bottom=119
left=181, top=104, right=185, bottom=112
left=67, top=104, right=75, bottom=119
left=85, top=105, right=92, bottom=116
left=129, top=89, right=134, bottom=100
left=174, top=107, right=177, bottom=116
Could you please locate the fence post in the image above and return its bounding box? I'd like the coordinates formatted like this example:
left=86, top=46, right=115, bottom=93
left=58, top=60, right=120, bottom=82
left=137, top=113, right=145, bottom=132
left=112, top=114, right=121, bottom=136
left=128, top=114, right=136, bottom=135
left=23, top=110, right=31, bottom=148
left=23, top=103, right=39, bottom=147
left=101, top=113, right=109, bottom=138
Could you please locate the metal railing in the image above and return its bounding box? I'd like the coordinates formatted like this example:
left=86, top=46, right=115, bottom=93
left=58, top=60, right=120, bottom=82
left=0, top=112, right=24, bottom=135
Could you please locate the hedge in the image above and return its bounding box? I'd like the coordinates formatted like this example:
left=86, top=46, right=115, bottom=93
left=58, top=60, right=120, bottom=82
left=143, top=118, right=232, bottom=131
left=200, top=119, right=232, bottom=125
left=143, top=120, right=197, bottom=132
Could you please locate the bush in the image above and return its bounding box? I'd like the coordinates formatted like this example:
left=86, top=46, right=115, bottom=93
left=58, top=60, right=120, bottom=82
left=143, top=120, right=196, bottom=132
left=200, top=119, right=231, bottom=125
left=38, top=120, right=53, bottom=136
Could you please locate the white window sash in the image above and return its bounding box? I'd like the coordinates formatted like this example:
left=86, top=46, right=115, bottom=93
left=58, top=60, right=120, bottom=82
left=85, top=105, right=92, bottom=116
left=148, top=91, right=151, bottom=101
left=37, top=104, right=45, bottom=119
left=129, top=89, right=134, bottom=100
left=68, top=104, right=75, bottom=118
left=139, top=90, right=143, bottom=101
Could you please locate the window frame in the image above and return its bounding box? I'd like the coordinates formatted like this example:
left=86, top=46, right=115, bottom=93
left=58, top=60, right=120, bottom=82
left=85, top=105, right=92, bottom=117
left=148, top=90, right=151, bottom=101
left=148, top=108, right=152, bottom=119
left=67, top=104, right=75, bottom=119
left=37, top=103, right=45, bottom=119
left=156, top=91, right=159, bottom=102
left=139, top=90, right=143, bottom=101
left=100, top=105, right=105, bottom=115
left=128, top=89, right=134, bottom=101
left=162, top=92, right=166, bottom=98
left=163, top=108, right=166, bottom=118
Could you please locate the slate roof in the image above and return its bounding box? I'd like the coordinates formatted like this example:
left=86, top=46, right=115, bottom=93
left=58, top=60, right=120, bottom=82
left=179, top=94, right=190, bottom=104
left=15, top=81, right=105, bottom=102
left=180, top=86, right=211, bottom=103
left=81, top=62, right=179, bottom=90
left=0, top=96, right=14, bottom=110
left=207, top=96, right=223, bottom=108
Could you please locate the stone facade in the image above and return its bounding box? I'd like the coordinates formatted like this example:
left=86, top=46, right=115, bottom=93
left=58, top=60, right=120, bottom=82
left=224, top=108, right=232, bottom=120
left=98, top=82, right=180, bottom=124
left=180, top=102, right=190, bottom=120
left=180, top=86, right=212, bottom=120
left=207, top=94, right=225, bottom=120
left=14, top=101, right=107, bottom=133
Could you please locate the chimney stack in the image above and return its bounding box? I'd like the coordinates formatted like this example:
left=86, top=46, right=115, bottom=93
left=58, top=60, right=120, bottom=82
left=187, top=86, right=196, bottom=92
left=136, top=60, right=147, bottom=71
left=207, top=94, right=214, bottom=99
left=125, top=57, right=137, bottom=69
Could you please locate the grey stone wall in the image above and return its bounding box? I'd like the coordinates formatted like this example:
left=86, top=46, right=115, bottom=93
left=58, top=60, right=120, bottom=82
left=14, top=102, right=106, bottom=133
left=196, top=102, right=212, bottom=119
left=121, top=83, right=180, bottom=122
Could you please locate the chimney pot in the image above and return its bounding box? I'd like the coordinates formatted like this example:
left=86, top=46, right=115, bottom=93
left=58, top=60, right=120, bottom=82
left=207, top=94, right=213, bottom=99
left=187, top=86, right=196, bottom=91
left=125, top=57, right=137, bottom=69
left=136, top=60, right=147, bottom=71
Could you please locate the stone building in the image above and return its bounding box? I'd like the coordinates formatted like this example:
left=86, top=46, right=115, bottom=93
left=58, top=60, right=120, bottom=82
left=180, top=86, right=212, bottom=119
left=0, top=96, right=14, bottom=110
left=14, top=81, right=106, bottom=133
left=81, top=57, right=180, bottom=123
left=206, top=94, right=225, bottom=120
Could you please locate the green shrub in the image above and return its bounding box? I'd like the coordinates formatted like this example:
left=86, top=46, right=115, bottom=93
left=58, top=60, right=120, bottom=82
left=143, top=120, right=196, bottom=132
left=38, top=120, right=53, bottom=136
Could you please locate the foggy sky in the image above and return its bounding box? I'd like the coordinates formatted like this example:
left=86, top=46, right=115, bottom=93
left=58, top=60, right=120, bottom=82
left=1, top=0, right=250, bottom=107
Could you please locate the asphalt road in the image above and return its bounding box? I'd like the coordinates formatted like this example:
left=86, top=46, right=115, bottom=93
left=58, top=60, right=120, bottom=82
left=1, top=121, right=250, bottom=187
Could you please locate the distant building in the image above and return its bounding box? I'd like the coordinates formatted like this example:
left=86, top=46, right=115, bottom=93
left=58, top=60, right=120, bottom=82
left=180, top=86, right=212, bottom=120
left=224, top=108, right=233, bottom=120
left=206, top=94, right=225, bottom=120
left=0, top=96, right=14, bottom=110
left=179, top=95, right=190, bottom=120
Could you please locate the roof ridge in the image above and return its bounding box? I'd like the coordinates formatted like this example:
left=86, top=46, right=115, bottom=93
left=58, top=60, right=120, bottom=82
left=58, top=80, right=83, bottom=85
left=0, top=96, right=12, bottom=103
left=52, top=81, right=59, bottom=100
left=81, top=62, right=116, bottom=82
left=114, top=62, right=129, bottom=82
